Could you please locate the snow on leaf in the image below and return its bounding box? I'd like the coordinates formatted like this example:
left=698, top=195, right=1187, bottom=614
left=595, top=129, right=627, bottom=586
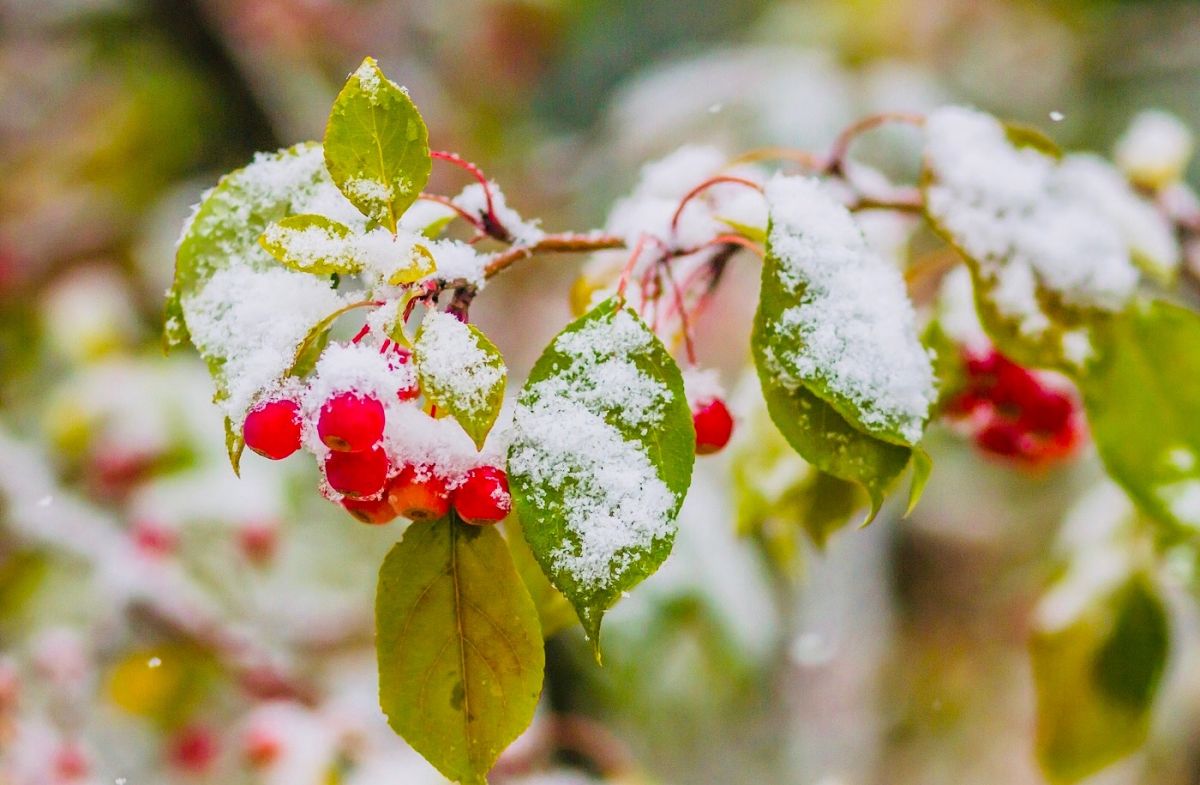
left=170, top=143, right=362, bottom=466
left=507, top=297, right=694, bottom=649
left=414, top=311, right=507, bottom=450
left=923, top=106, right=1145, bottom=369
left=757, top=174, right=934, bottom=446
left=259, top=214, right=362, bottom=275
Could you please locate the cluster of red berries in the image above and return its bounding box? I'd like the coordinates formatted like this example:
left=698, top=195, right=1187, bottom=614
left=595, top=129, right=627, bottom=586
left=691, top=396, right=734, bottom=455
left=242, top=383, right=510, bottom=527
left=946, top=348, right=1082, bottom=465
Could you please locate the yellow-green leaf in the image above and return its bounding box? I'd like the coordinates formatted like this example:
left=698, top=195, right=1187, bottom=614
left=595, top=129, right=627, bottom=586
left=324, top=57, right=431, bottom=232
left=376, top=517, right=544, bottom=785
left=389, top=243, right=437, bottom=286
left=1032, top=577, right=1167, bottom=783
left=1080, top=299, right=1200, bottom=533
left=413, top=311, right=506, bottom=450
left=259, top=214, right=362, bottom=275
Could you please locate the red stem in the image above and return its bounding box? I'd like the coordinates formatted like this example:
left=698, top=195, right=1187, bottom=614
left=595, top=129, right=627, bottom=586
left=670, top=176, right=764, bottom=237
left=417, top=192, right=485, bottom=232
left=430, top=150, right=506, bottom=238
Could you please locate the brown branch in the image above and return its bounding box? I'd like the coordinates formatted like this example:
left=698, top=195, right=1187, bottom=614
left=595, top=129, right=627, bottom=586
left=483, top=232, right=626, bottom=279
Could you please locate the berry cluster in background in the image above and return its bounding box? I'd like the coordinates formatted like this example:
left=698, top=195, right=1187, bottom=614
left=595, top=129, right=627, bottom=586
left=944, top=348, right=1083, bottom=466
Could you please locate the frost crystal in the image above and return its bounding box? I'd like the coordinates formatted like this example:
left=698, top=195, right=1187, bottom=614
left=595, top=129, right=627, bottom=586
left=509, top=309, right=678, bottom=590
left=763, top=175, right=934, bottom=444
left=415, top=311, right=503, bottom=415
left=924, top=107, right=1140, bottom=336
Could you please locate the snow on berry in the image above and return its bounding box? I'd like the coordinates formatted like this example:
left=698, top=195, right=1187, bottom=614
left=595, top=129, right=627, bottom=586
left=301, top=341, right=415, bottom=446
left=243, top=397, right=302, bottom=459
left=924, top=107, right=1141, bottom=336
left=325, top=446, right=390, bottom=498
left=387, top=464, right=452, bottom=521
left=317, top=392, right=386, bottom=453
left=509, top=307, right=680, bottom=591
left=761, top=174, right=934, bottom=444
left=453, top=466, right=511, bottom=524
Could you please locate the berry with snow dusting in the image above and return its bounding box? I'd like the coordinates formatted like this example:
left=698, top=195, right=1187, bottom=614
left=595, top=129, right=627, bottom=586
left=243, top=398, right=302, bottom=460
left=453, top=466, right=511, bottom=525
left=325, top=446, right=390, bottom=498
left=317, top=392, right=385, bottom=452
left=387, top=464, right=451, bottom=521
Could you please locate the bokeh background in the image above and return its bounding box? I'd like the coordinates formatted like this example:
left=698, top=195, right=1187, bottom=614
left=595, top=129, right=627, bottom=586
left=3, top=1, right=1200, bottom=784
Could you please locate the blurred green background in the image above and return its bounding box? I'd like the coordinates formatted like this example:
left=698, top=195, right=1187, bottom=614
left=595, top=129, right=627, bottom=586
left=2, top=1, right=1200, bottom=784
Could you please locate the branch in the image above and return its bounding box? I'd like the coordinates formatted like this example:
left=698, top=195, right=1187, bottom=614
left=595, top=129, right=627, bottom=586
left=483, top=232, right=626, bottom=279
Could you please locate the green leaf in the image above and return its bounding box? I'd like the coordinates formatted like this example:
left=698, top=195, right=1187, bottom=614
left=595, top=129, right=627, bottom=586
left=376, top=517, right=544, bottom=785
left=504, top=519, right=577, bottom=638
left=1079, top=299, right=1200, bottom=532
left=324, top=57, right=431, bottom=232
left=171, top=142, right=337, bottom=469
left=287, top=299, right=375, bottom=378
left=757, top=376, right=909, bottom=521
left=1032, top=577, right=1168, bottom=784
left=730, top=388, right=864, bottom=560
left=905, top=447, right=933, bottom=517
left=413, top=312, right=507, bottom=450
left=259, top=214, right=362, bottom=275
left=752, top=196, right=931, bottom=447
left=223, top=417, right=245, bottom=477
left=507, top=297, right=695, bottom=651
left=390, top=242, right=437, bottom=286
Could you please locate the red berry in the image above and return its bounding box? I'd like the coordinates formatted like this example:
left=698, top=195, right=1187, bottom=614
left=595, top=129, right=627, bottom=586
left=1020, top=389, right=1074, bottom=434
left=387, top=465, right=451, bottom=521
left=397, top=382, right=420, bottom=402
left=318, top=392, right=385, bottom=452
left=132, top=519, right=177, bottom=558
left=168, top=725, right=218, bottom=774
left=693, top=397, right=734, bottom=455
left=238, top=521, right=278, bottom=565
left=342, top=494, right=398, bottom=525
left=325, top=446, right=389, bottom=498
left=453, top=466, right=511, bottom=525
left=242, top=727, right=281, bottom=768
left=53, top=743, right=89, bottom=780
left=243, top=398, right=302, bottom=460
left=975, top=421, right=1028, bottom=458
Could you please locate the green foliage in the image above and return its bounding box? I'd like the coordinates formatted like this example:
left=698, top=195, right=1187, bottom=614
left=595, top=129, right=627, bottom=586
left=376, top=517, right=544, bottom=785
left=259, top=214, right=363, bottom=275
left=508, top=297, right=695, bottom=651
left=170, top=142, right=329, bottom=469
left=504, top=520, right=578, bottom=638
left=751, top=217, right=923, bottom=518
left=730, top=393, right=864, bottom=564
left=1032, top=577, right=1168, bottom=784
left=1080, top=300, right=1200, bottom=532
left=414, top=318, right=507, bottom=450
left=324, top=57, right=431, bottom=232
